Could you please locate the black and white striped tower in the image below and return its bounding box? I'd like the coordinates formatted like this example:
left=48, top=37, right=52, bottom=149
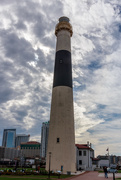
left=46, top=17, right=76, bottom=173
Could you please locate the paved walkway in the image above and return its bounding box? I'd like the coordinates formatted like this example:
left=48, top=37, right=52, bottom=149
left=67, top=171, right=121, bottom=180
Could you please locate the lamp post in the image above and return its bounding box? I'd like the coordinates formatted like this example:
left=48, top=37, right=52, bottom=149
left=48, top=152, right=51, bottom=179
left=113, top=172, right=115, bottom=180
left=35, top=157, right=39, bottom=171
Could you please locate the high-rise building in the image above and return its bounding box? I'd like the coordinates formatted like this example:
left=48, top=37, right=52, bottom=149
left=15, top=134, right=30, bottom=147
left=41, top=121, right=49, bottom=158
left=2, top=129, right=16, bottom=148
left=46, top=17, right=76, bottom=173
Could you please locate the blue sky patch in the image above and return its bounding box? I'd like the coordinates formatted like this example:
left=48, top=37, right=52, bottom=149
left=88, top=61, right=102, bottom=70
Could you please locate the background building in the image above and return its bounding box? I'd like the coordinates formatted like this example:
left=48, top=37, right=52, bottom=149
left=0, top=146, right=21, bottom=161
left=0, top=146, right=5, bottom=160
left=118, top=156, right=121, bottom=166
left=41, top=121, right=49, bottom=158
left=20, top=141, right=41, bottom=158
left=97, top=155, right=109, bottom=168
left=110, top=155, right=119, bottom=165
left=76, top=142, right=94, bottom=171
left=2, top=129, right=16, bottom=148
left=96, top=155, right=120, bottom=168
left=15, top=134, right=30, bottom=147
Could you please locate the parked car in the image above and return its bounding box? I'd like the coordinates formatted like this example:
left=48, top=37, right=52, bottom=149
left=107, top=167, right=118, bottom=173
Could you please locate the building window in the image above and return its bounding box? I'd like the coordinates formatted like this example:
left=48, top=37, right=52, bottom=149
left=59, top=59, right=63, bottom=64
left=79, top=150, right=82, bottom=156
left=57, top=138, right=60, bottom=143
left=79, top=160, right=82, bottom=165
left=83, top=151, right=86, bottom=156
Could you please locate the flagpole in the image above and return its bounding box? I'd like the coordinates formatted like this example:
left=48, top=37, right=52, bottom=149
left=108, top=147, right=110, bottom=167
left=106, top=147, right=110, bottom=167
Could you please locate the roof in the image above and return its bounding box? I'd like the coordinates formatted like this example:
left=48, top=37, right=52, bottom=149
left=16, top=134, right=30, bottom=137
left=75, top=144, right=94, bottom=151
left=97, top=155, right=109, bottom=160
left=21, top=141, right=40, bottom=145
left=76, top=144, right=90, bottom=149
left=92, top=158, right=99, bottom=161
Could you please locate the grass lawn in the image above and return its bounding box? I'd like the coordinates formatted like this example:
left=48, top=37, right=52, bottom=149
left=0, top=168, right=38, bottom=171
left=0, top=167, right=73, bottom=180
left=98, top=170, right=121, bottom=173
left=0, top=178, right=46, bottom=180
left=0, top=174, right=72, bottom=180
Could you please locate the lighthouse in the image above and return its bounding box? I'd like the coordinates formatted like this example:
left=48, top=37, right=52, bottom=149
left=46, top=17, right=76, bottom=173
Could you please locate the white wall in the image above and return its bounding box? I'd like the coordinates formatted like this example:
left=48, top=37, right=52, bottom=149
left=76, top=148, right=94, bottom=170
left=98, top=159, right=109, bottom=167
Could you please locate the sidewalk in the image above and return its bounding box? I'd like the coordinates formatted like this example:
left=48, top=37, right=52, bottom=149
left=65, top=171, right=121, bottom=180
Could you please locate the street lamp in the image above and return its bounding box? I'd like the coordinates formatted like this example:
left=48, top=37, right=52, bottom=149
left=113, top=172, right=115, bottom=180
left=48, top=152, right=52, bottom=179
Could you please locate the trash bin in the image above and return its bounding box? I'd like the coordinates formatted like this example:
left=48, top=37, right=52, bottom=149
left=67, top=171, right=71, bottom=175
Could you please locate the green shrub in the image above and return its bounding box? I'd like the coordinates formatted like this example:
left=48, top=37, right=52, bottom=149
left=39, top=169, right=48, bottom=175
left=25, top=172, right=32, bottom=175
left=5, top=172, right=12, bottom=175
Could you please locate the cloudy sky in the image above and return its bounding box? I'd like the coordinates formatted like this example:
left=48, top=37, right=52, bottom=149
left=0, top=0, right=121, bottom=156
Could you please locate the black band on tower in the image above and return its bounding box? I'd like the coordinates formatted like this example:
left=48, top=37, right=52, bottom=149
left=53, top=50, right=72, bottom=88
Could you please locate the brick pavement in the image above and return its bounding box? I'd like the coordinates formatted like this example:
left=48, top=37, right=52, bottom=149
left=64, top=171, right=120, bottom=180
